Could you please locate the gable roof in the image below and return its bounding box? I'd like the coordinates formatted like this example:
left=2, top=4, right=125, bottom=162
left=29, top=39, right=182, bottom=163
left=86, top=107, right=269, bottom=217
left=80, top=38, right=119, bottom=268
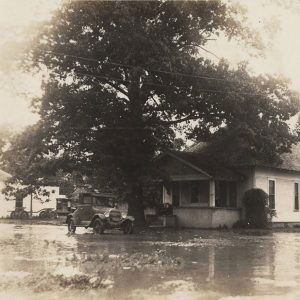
left=164, top=151, right=212, bottom=178
left=161, top=150, right=242, bottom=181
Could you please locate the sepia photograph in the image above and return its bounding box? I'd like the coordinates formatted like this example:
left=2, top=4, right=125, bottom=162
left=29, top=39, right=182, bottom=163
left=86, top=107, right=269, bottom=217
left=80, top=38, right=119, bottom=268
left=1, top=0, right=300, bottom=299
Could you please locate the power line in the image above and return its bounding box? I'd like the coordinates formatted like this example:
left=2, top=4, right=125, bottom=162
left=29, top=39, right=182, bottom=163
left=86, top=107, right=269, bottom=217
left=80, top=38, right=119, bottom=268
left=43, top=64, right=264, bottom=97
left=71, top=126, right=154, bottom=130
left=38, top=49, right=249, bottom=85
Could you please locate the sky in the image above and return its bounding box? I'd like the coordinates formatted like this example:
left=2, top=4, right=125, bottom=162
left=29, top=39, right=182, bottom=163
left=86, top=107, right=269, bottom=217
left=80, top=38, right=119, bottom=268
left=1, top=0, right=300, bottom=131
left=0, top=0, right=59, bottom=130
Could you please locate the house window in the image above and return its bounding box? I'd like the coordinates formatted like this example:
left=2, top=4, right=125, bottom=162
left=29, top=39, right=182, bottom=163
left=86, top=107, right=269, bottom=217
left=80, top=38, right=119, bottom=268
left=295, top=183, right=299, bottom=211
left=229, top=182, right=237, bottom=207
left=219, top=181, right=228, bottom=207
left=269, top=180, right=275, bottom=209
left=179, top=181, right=209, bottom=205
left=190, top=181, right=209, bottom=204
left=191, top=181, right=199, bottom=203
left=215, top=181, right=237, bottom=208
left=199, top=181, right=209, bottom=203
left=172, top=182, right=180, bottom=207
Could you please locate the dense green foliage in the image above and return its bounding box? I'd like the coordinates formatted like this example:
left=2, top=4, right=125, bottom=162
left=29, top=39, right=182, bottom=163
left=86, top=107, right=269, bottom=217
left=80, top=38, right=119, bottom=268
left=1, top=1, right=299, bottom=224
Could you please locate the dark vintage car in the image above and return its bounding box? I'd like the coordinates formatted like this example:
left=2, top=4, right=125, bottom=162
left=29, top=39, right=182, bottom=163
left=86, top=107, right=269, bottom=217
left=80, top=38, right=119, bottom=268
left=10, top=207, right=29, bottom=219
left=38, top=208, right=58, bottom=219
left=66, top=200, right=134, bottom=234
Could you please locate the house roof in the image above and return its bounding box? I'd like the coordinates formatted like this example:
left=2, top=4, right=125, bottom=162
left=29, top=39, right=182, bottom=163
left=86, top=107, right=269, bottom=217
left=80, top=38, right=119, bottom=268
left=161, top=139, right=300, bottom=180
left=188, top=141, right=300, bottom=173
left=0, top=169, right=11, bottom=182
left=263, top=144, right=300, bottom=172
left=163, top=150, right=243, bottom=181
left=186, top=141, right=208, bottom=153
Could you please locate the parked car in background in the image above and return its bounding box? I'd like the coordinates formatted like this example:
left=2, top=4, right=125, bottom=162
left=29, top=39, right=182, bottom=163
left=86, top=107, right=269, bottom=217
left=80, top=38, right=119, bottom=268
left=10, top=207, right=29, bottom=219
left=37, top=208, right=58, bottom=219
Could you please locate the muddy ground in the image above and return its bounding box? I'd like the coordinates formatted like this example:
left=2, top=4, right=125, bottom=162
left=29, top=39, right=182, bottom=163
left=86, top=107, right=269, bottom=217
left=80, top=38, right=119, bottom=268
left=1, top=223, right=300, bottom=300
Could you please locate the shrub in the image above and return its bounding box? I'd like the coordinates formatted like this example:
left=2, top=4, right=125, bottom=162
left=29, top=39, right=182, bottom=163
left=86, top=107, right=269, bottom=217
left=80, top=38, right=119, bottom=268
left=243, top=188, right=275, bottom=229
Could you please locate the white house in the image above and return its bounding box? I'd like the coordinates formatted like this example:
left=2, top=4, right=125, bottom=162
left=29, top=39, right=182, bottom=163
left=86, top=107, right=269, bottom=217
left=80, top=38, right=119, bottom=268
left=21, top=186, right=60, bottom=216
left=0, top=169, right=62, bottom=218
left=0, top=169, right=12, bottom=218
left=159, top=143, right=300, bottom=228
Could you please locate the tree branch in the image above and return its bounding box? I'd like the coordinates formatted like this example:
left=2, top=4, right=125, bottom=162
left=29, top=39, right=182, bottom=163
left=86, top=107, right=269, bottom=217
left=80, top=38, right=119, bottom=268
left=148, top=95, right=171, bottom=121
left=192, top=42, right=220, bottom=60
left=103, top=80, right=129, bottom=100
left=159, top=115, right=200, bottom=125
left=158, top=112, right=225, bottom=126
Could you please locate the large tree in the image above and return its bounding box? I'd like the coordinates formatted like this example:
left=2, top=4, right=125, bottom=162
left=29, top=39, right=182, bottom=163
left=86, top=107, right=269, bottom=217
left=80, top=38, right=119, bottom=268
left=2, top=1, right=300, bottom=224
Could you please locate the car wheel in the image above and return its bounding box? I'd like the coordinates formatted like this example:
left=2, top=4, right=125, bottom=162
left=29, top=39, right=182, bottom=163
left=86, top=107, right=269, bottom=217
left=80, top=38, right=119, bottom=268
left=68, top=219, right=76, bottom=234
left=20, top=211, right=29, bottom=219
left=93, top=219, right=104, bottom=234
left=44, top=211, right=51, bottom=219
left=10, top=211, right=16, bottom=219
left=39, top=211, right=46, bottom=219
left=49, top=211, right=57, bottom=219
left=123, top=221, right=133, bottom=234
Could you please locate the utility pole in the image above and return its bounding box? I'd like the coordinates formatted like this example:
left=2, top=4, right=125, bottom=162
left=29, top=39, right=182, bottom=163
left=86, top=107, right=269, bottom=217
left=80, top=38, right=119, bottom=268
left=30, top=192, right=33, bottom=218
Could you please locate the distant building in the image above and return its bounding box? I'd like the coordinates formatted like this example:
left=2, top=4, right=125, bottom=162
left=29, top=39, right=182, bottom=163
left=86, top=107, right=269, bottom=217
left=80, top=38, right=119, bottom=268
left=0, top=169, right=12, bottom=218
left=159, top=143, right=300, bottom=228
left=0, top=170, right=65, bottom=218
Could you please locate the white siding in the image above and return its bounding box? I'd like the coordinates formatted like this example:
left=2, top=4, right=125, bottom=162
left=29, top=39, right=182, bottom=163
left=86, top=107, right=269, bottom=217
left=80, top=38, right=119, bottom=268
left=254, top=167, right=300, bottom=223
left=22, top=187, right=59, bottom=213
left=0, top=185, right=60, bottom=218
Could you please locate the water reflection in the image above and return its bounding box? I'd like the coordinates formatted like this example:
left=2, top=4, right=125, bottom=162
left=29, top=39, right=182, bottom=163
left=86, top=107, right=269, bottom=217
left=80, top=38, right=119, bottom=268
left=71, top=230, right=300, bottom=298
left=1, top=224, right=300, bottom=299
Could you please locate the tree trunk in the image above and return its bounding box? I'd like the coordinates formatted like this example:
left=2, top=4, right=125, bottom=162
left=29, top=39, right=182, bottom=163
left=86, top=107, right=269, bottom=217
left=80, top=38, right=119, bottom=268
left=123, top=68, right=148, bottom=226
left=127, top=185, right=146, bottom=226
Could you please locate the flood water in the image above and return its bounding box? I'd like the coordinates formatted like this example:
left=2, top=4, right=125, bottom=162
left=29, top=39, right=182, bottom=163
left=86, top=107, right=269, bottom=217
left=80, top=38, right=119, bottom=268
left=0, top=223, right=300, bottom=299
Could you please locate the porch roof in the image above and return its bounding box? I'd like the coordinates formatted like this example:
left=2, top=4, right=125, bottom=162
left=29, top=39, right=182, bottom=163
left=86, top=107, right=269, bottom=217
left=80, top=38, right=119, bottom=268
left=165, top=151, right=243, bottom=181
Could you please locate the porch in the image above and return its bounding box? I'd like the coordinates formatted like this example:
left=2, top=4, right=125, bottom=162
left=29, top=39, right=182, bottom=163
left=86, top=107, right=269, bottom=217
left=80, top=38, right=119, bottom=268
left=162, top=178, right=241, bottom=228
left=159, top=151, right=242, bottom=228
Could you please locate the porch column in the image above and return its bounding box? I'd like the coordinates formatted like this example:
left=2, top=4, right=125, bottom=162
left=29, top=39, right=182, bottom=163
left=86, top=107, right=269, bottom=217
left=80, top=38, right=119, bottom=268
left=209, top=179, right=215, bottom=207
left=163, top=185, right=172, bottom=204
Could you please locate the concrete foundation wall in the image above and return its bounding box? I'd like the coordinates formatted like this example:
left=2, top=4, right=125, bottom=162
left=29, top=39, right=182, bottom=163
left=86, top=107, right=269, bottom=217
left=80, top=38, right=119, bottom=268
left=211, top=208, right=241, bottom=228
left=173, top=207, right=240, bottom=228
